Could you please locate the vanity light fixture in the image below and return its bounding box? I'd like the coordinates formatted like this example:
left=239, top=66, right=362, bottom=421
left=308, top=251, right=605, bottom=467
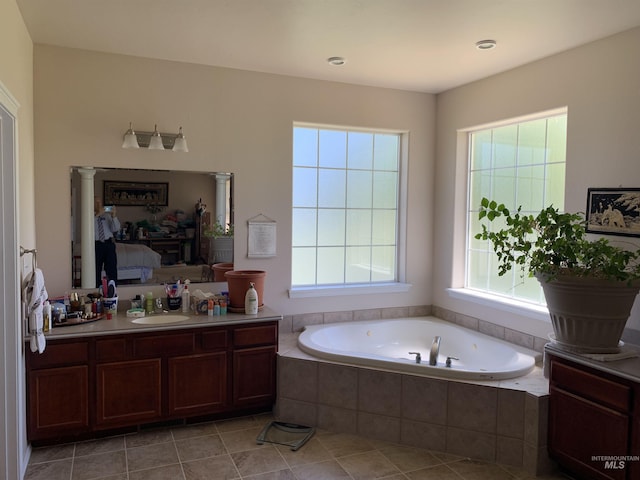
left=121, top=122, right=189, bottom=151
left=475, top=39, right=497, bottom=50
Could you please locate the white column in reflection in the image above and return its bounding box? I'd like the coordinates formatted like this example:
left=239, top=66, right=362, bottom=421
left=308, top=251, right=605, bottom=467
left=215, top=173, right=231, bottom=226
left=78, top=167, right=96, bottom=288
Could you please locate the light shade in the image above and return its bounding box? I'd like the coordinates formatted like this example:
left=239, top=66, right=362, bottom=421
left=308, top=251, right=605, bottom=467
left=148, top=124, right=164, bottom=150
left=172, top=126, right=189, bottom=152
left=122, top=122, right=139, bottom=148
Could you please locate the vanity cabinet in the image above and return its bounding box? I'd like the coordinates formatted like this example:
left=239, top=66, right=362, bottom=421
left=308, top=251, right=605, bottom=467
left=547, top=352, right=639, bottom=480
left=167, top=328, right=229, bottom=417
left=232, top=324, right=278, bottom=407
left=27, top=319, right=278, bottom=443
left=26, top=339, right=90, bottom=442
left=96, top=359, right=162, bottom=428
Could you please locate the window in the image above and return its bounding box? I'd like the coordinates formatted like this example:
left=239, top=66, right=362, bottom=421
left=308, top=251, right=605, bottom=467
left=466, top=110, right=567, bottom=304
left=292, top=124, right=402, bottom=288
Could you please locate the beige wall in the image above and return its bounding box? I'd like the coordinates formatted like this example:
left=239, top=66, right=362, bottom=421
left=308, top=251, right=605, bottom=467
left=0, top=0, right=34, bottom=476
left=34, top=45, right=436, bottom=314
left=1, top=0, right=35, bottom=250
left=434, top=27, right=640, bottom=338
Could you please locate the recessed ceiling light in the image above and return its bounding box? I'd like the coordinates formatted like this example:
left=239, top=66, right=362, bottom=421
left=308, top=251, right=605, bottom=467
left=327, top=56, right=346, bottom=66
left=475, top=40, right=497, bottom=50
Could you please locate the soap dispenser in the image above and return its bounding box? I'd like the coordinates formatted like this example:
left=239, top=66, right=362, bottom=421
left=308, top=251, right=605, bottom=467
left=244, top=282, right=258, bottom=314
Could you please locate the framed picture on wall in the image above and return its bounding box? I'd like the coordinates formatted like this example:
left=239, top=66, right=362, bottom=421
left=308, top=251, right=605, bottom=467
left=103, top=181, right=169, bottom=207
left=585, top=187, right=640, bottom=237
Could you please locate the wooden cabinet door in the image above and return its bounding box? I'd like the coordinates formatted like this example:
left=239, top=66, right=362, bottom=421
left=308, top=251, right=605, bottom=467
left=168, top=352, right=228, bottom=416
left=549, top=386, right=628, bottom=480
left=96, top=359, right=162, bottom=428
left=233, top=345, right=276, bottom=407
left=28, top=365, right=89, bottom=441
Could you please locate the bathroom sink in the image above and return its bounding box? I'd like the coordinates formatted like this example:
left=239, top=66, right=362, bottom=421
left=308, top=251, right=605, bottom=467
left=131, top=315, right=189, bottom=325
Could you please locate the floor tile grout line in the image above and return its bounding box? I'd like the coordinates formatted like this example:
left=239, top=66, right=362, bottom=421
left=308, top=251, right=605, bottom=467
left=68, top=443, right=76, bottom=480
left=172, top=432, right=188, bottom=480
left=123, top=439, right=129, bottom=480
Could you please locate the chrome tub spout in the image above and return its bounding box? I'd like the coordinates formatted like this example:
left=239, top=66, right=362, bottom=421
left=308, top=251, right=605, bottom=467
left=429, top=336, right=441, bottom=366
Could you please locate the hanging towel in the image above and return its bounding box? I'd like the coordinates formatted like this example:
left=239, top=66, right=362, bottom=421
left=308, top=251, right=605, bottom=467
left=25, top=268, right=48, bottom=354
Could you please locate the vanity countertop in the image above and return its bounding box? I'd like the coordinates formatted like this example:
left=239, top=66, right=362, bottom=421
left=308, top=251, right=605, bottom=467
left=544, top=341, right=640, bottom=383
left=39, top=306, right=282, bottom=340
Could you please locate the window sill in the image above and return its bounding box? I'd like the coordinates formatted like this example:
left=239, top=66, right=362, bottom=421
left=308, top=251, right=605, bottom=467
left=446, top=288, right=550, bottom=323
left=289, top=282, right=412, bottom=299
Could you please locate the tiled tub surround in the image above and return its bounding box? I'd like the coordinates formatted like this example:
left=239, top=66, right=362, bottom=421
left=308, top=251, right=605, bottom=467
left=276, top=307, right=554, bottom=476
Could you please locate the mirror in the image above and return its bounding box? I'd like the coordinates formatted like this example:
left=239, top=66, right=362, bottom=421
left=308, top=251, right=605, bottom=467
left=70, top=167, right=233, bottom=289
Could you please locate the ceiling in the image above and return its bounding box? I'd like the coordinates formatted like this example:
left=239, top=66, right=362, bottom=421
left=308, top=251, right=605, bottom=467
left=16, top=0, right=640, bottom=94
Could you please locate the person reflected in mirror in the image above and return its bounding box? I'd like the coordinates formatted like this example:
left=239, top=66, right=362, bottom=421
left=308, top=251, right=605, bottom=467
left=94, top=197, right=120, bottom=287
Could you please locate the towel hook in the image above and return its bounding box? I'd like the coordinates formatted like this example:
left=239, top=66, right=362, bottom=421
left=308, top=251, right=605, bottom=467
left=20, top=246, right=38, bottom=270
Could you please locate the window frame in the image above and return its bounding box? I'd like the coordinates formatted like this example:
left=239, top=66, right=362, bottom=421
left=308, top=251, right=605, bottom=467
left=289, top=122, right=410, bottom=298
left=462, top=107, right=568, bottom=308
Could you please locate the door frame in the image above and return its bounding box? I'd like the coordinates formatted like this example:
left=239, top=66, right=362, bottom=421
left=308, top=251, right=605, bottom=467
left=0, top=80, right=23, bottom=479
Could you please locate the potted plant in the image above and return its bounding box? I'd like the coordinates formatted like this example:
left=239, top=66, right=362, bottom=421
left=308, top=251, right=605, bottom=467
left=476, top=197, right=640, bottom=352
left=204, top=222, right=234, bottom=264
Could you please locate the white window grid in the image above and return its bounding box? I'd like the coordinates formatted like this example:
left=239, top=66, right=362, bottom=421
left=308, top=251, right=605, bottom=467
left=292, top=124, right=402, bottom=288
left=465, top=111, right=567, bottom=304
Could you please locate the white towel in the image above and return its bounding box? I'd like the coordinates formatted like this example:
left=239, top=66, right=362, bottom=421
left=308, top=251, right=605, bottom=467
left=25, top=268, right=48, bottom=354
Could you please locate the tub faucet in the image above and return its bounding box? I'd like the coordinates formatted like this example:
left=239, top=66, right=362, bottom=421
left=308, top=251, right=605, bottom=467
left=408, top=352, right=421, bottom=364
left=429, top=336, right=441, bottom=366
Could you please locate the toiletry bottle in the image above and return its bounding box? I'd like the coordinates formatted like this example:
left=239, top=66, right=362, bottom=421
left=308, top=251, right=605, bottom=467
left=208, top=298, right=214, bottom=316
left=245, top=282, right=258, bottom=314
left=181, top=284, right=190, bottom=313
left=43, top=301, right=51, bottom=332
left=145, top=292, right=154, bottom=314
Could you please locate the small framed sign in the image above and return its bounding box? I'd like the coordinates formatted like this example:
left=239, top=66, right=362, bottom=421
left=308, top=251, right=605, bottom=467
left=248, top=214, right=277, bottom=258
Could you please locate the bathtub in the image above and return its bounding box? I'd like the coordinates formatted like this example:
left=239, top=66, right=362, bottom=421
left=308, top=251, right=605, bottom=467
left=297, top=316, right=540, bottom=380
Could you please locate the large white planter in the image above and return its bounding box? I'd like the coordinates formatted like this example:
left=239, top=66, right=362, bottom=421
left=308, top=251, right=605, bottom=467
left=208, top=236, right=233, bottom=264
left=536, top=272, right=640, bottom=353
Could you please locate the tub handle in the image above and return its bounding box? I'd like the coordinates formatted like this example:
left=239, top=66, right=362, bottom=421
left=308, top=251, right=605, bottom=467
left=445, top=356, right=459, bottom=368
left=408, top=352, right=421, bottom=364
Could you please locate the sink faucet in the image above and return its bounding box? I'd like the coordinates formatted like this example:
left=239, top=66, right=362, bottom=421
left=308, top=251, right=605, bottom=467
left=429, top=336, right=441, bottom=366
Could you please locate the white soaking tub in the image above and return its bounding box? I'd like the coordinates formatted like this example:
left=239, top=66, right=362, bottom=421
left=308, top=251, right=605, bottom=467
left=297, top=316, right=539, bottom=380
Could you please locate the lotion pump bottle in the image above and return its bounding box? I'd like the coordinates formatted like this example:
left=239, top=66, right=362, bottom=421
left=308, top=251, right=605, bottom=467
left=244, top=282, right=258, bottom=314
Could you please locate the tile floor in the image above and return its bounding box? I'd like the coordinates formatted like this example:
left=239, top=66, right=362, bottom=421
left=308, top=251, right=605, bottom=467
left=25, top=413, right=574, bottom=480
